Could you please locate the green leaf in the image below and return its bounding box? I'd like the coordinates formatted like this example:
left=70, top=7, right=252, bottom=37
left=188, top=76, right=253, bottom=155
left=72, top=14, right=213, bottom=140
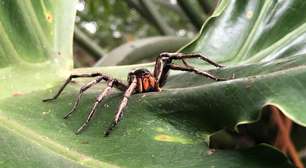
left=0, top=0, right=303, bottom=167
left=179, top=0, right=306, bottom=128
left=0, top=0, right=76, bottom=99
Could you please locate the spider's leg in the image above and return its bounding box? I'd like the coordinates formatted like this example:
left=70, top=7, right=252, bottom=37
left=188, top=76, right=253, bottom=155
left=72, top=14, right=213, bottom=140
left=162, top=52, right=224, bottom=68
left=64, top=76, right=109, bottom=119
left=154, top=52, right=225, bottom=87
left=75, top=80, right=115, bottom=134
left=153, top=56, right=170, bottom=87
left=181, top=53, right=224, bottom=68
left=169, top=63, right=226, bottom=81
left=104, top=77, right=137, bottom=136
left=43, top=73, right=103, bottom=102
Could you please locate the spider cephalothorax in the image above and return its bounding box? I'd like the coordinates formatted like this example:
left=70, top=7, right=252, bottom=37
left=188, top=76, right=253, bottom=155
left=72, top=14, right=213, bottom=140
left=43, top=52, right=228, bottom=136
left=128, top=68, right=160, bottom=93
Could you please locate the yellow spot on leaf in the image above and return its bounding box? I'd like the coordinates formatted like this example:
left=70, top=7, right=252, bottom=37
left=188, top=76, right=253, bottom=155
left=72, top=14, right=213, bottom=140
left=12, top=91, right=24, bottom=96
left=155, top=127, right=165, bottom=132
left=46, top=12, right=53, bottom=23
left=46, top=83, right=54, bottom=89
left=154, top=134, right=193, bottom=144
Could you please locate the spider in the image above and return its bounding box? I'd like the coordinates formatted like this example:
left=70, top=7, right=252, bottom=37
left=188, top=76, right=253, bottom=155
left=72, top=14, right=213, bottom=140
left=43, top=52, right=228, bottom=136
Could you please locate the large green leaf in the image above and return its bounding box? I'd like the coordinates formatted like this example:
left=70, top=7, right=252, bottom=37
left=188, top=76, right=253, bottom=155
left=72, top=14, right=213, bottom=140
left=0, top=0, right=75, bottom=99
left=1, top=0, right=305, bottom=167
left=179, top=0, right=306, bottom=128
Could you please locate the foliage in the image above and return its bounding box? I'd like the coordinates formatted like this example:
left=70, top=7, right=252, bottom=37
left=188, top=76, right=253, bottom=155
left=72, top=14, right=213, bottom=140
left=76, top=0, right=196, bottom=51
left=2, top=0, right=306, bottom=167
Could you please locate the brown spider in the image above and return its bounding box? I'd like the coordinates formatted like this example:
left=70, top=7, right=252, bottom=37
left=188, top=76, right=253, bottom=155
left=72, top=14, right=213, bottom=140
left=43, top=52, right=227, bottom=136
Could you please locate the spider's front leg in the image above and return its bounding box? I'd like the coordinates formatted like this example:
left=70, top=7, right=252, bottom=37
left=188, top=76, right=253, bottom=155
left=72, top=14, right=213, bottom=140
left=44, top=72, right=128, bottom=122
left=104, top=76, right=138, bottom=136
left=43, top=72, right=104, bottom=102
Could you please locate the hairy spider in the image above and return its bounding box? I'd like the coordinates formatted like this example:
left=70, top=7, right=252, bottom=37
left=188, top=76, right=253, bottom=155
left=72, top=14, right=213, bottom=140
left=43, top=52, right=227, bottom=136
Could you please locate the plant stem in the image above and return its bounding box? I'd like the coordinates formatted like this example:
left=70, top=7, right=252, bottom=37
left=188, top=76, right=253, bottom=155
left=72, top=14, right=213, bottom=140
left=74, top=26, right=105, bottom=61
left=125, top=0, right=176, bottom=35
left=197, top=0, right=213, bottom=15
left=139, top=0, right=175, bottom=35
left=270, top=106, right=304, bottom=168
left=125, top=0, right=153, bottom=24
left=177, top=0, right=205, bottom=30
